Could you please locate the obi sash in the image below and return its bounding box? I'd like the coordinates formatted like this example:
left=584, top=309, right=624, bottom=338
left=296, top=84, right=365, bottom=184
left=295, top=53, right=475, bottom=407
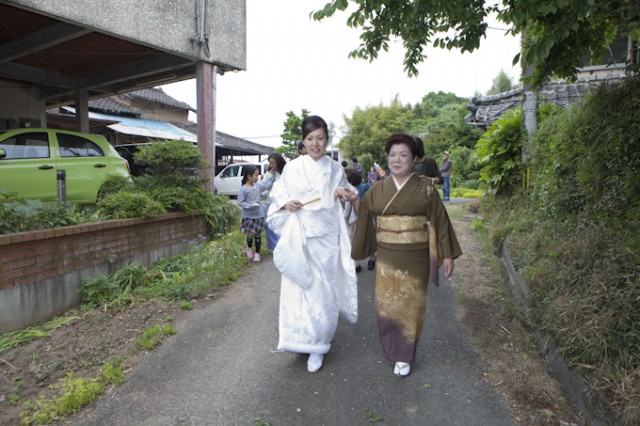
left=376, top=215, right=428, bottom=244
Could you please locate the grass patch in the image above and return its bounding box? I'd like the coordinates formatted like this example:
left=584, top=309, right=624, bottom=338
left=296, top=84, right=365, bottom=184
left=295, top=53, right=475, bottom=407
left=365, top=410, right=384, bottom=423
left=253, top=416, right=272, bottom=426
left=452, top=187, right=484, bottom=198
left=79, top=232, right=247, bottom=310
left=18, top=359, right=126, bottom=425
left=481, top=195, right=640, bottom=425
left=0, top=316, right=78, bottom=355
left=136, top=324, right=176, bottom=350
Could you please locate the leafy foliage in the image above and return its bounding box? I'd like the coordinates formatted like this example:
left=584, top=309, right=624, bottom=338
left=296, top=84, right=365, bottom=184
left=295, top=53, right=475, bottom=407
left=532, top=78, right=640, bottom=221
left=338, top=98, right=414, bottom=170
left=79, top=232, right=247, bottom=309
left=276, top=109, right=309, bottom=159
left=199, top=193, right=240, bottom=235
left=475, top=108, right=524, bottom=195
left=482, top=77, right=640, bottom=424
left=133, top=139, right=208, bottom=189
left=97, top=175, right=135, bottom=199
left=0, top=191, right=85, bottom=234
left=312, top=0, right=640, bottom=87
left=96, top=191, right=165, bottom=219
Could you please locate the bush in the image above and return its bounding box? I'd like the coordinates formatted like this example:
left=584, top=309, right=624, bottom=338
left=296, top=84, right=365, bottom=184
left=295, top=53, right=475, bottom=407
left=475, top=108, right=524, bottom=195
left=483, top=77, right=640, bottom=425
left=96, top=191, right=165, bottom=219
left=0, top=190, right=85, bottom=234
left=97, top=175, right=135, bottom=200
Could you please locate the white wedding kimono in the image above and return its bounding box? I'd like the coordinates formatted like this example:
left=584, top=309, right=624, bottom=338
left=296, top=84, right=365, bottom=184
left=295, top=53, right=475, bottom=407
left=267, top=155, right=358, bottom=355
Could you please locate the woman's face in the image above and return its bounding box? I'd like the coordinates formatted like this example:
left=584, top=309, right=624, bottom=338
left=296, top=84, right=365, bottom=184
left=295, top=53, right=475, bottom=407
left=303, top=128, right=327, bottom=161
left=387, top=143, right=413, bottom=178
left=268, top=157, right=276, bottom=171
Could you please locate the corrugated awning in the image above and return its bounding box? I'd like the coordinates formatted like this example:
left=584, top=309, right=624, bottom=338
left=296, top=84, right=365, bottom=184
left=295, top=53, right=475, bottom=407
left=62, top=106, right=204, bottom=144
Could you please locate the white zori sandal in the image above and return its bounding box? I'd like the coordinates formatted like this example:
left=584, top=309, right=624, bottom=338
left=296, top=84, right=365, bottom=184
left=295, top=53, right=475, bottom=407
left=307, top=354, right=324, bottom=373
left=393, top=362, right=411, bottom=378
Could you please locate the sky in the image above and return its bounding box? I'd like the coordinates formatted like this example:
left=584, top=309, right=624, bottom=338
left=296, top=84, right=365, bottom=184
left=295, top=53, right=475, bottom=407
left=162, top=0, right=522, bottom=149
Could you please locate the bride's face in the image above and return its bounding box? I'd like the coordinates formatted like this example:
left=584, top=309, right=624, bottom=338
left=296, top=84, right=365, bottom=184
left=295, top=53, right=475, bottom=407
left=303, top=128, right=327, bottom=161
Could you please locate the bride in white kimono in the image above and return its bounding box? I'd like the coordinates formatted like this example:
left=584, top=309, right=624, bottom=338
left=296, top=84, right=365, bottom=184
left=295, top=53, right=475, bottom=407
left=267, top=115, right=359, bottom=373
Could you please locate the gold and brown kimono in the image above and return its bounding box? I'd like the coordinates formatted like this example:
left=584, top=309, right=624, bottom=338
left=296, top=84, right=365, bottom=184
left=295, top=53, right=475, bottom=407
left=351, top=174, right=462, bottom=363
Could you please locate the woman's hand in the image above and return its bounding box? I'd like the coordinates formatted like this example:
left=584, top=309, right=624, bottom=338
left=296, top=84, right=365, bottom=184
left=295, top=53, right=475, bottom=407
left=335, top=187, right=357, bottom=203
left=282, top=200, right=303, bottom=212
left=442, top=258, right=454, bottom=279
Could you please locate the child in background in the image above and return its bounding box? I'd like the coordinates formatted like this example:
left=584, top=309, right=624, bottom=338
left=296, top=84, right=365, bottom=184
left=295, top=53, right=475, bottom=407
left=237, top=165, right=265, bottom=263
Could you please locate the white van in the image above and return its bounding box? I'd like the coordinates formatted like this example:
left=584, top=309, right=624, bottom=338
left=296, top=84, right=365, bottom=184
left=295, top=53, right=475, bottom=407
left=213, top=162, right=269, bottom=197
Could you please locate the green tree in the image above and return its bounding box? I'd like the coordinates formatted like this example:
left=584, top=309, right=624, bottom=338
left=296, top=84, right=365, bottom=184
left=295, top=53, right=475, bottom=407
left=276, top=109, right=309, bottom=159
left=411, top=92, right=482, bottom=155
left=312, top=1, right=640, bottom=87
left=338, top=99, right=414, bottom=169
left=487, top=70, right=514, bottom=95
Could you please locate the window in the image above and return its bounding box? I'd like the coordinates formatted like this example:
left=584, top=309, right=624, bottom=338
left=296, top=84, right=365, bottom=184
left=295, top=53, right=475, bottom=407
left=58, top=133, right=104, bottom=158
left=221, top=165, right=240, bottom=178
left=0, top=132, right=49, bottom=159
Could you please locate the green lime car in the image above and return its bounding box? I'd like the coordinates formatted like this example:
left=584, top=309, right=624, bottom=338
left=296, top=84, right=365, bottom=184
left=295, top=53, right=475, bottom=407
left=0, top=128, right=130, bottom=204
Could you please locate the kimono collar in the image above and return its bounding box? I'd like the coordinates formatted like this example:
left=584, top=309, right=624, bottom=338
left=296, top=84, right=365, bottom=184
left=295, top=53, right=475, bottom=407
left=303, top=153, right=330, bottom=173
left=391, top=173, right=414, bottom=191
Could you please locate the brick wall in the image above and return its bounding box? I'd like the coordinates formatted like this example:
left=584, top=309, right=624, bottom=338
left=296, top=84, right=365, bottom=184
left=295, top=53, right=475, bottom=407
left=0, top=212, right=209, bottom=333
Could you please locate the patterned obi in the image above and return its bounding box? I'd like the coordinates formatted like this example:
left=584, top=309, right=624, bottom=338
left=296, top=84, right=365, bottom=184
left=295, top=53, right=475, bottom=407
left=376, top=215, right=428, bottom=244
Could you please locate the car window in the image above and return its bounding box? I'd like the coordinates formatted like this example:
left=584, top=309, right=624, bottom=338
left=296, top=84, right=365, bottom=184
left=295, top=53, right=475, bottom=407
left=58, top=134, right=105, bottom=158
left=0, top=132, right=49, bottom=159
left=221, top=165, right=239, bottom=178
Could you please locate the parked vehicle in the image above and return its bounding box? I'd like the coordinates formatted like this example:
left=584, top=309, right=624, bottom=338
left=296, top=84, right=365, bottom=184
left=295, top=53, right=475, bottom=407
left=214, top=162, right=269, bottom=197
left=0, top=128, right=130, bottom=204
left=114, top=143, right=149, bottom=176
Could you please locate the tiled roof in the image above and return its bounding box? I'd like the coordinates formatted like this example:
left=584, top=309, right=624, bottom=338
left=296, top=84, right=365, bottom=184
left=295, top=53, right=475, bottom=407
left=89, top=97, right=140, bottom=117
left=465, top=78, right=624, bottom=127
left=171, top=121, right=274, bottom=155
left=125, top=87, right=196, bottom=112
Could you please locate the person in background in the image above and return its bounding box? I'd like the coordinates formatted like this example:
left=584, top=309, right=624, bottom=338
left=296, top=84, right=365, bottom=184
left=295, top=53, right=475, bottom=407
left=351, top=156, right=363, bottom=176
left=267, top=115, right=359, bottom=373
left=440, top=151, right=452, bottom=201
left=261, top=153, right=287, bottom=251
left=298, top=141, right=308, bottom=156
left=351, top=132, right=462, bottom=378
left=367, top=166, right=378, bottom=185
left=341, top=160, right=349, bottom=168
left=345, top=168, right=376, bottom=273
left=237, top=165, right=266, bottom=263
left=412, top=137, right=442, bottom=186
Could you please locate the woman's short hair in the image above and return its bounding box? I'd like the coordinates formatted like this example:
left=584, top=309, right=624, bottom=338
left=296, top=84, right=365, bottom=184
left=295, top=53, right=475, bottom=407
left=384, top=132, right=417, bottom=158
left=301, top=115, right=328, bottom=141
left=268, top=153, right=286, bottom=174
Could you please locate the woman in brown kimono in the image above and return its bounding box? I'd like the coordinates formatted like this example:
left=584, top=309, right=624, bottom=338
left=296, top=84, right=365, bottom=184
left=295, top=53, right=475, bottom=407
left=351, top=132, right=462, bottom=377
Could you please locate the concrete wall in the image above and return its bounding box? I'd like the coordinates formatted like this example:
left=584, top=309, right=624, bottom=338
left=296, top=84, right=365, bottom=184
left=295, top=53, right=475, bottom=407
left=6, top=0, right=247, bottom=70
left=0, top=82, right=46, bottom=129
left=0, top=212, right=209, bottom=333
